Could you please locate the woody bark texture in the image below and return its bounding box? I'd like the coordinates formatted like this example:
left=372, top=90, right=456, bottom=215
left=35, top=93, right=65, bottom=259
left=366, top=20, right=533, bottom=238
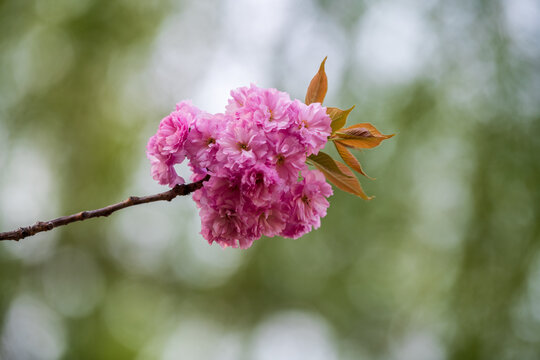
left=0, top=175, right=210, bottom=242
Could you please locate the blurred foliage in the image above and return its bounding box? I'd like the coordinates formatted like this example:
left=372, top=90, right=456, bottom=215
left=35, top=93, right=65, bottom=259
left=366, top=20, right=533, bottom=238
left=1, top=0, right=540, bottom=359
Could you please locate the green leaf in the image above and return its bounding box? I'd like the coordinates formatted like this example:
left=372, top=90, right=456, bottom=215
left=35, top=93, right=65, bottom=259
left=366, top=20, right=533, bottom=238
left=308, top=151, right=352, bottom=178
left=327, top=106, right=355, bottom=134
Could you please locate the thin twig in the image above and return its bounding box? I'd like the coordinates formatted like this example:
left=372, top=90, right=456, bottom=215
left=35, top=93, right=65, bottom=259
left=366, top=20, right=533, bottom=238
left=0, top=175, right=210, bottom=242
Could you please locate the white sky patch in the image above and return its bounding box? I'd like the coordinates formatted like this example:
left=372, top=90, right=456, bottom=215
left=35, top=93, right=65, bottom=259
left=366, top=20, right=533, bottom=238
left=1, top=294, right=66, bottom=360
left=41, top=247, right=105, bottom=318
left=108, top=157, right=244, bottom=287
left=222, top=0, right=289, bottom=51
left=356, top=1, right=434, bottom=84
left=142, top=1, right=220, bottom=111
left=193, top=0, right=290, bottom=113
left=503, top=0, right=540, bottom=57
left=249, top=311, right=338, bottom=360
left=141, top=0, right=338, bottom=115
left=169, top=208, right=245, bottom=289
left=109, top=197, right=178, bottom=275
left=0, top=141, right=58, bottom=263
left=142, top=0, right=287, bottom=113
left=193, top=47, right=265, bottom=114
left=390, top=330, right=445, bottom=360
left=0, top=119, right=7, bottom=174
left=160, top=318, right=243, bottom=360
left=279, top=0, right=347, bottom=102
left=107, top=156, right=185, bottom=275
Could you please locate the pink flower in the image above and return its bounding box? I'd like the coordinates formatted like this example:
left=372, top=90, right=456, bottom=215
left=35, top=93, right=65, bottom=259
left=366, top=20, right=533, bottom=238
left=280, top=169, right=333, bottom=238
left=269, top=133, right=308, bottom=182
left=185, top=113, right=225, bottom=171
left=176, top=100, right=201, bottom=118
left=153, top=113, right=189, bottom=159
left=146, top=101, right=201, bottom=187
left=196, top=177, right=259, bottom=249
left=225, top=86, right=251, bottom=115
left=189, top=162, right=210, bottom=183
left=257, top=204, right=287, bottom=237
left=257, top=88, right=292, bottom=130
left=146, top=143, right=183, bottom=187
left=295, top=169, right=333, bottom=226
left=227, top=85, right=293, bottom=130
left=148, top=86, right=335, bottom=248
left=280, top=222, right=312, bottom=240
left=200, top=205, right=246, bottom=248
left=290, top=100, right=332, bottom=156
left=240, top=163, right=281, bottom=207
left=146, top=133, right=184, bottom=187
left=216, top=119, right=268, bottom=171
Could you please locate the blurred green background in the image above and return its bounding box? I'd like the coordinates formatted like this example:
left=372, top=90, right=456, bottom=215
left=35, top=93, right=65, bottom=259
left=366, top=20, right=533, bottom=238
left=1, top=0, right=539, bottom=359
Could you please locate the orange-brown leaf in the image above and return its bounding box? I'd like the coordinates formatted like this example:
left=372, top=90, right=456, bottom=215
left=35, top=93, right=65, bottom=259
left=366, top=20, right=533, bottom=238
left=340, top=123, right=394, bottom=138
left=308, top=151, right=351, bottom=178
left=327, top=106, right=355, bottom=134
left=305, top=57, right=328, bottom=105
left=334, top=123, right=394, bottom=149
left=334, top=141, right=374, bottom=179
left=313, top=161, right=373, bottom=200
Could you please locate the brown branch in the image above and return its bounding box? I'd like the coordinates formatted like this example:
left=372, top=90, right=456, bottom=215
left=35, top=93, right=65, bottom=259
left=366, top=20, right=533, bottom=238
left=0, top=175, right=210, bottom=242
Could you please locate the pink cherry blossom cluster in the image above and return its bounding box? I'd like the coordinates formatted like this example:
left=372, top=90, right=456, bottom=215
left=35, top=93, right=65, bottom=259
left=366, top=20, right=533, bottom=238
left=147, top=84, right=333, bottom=248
